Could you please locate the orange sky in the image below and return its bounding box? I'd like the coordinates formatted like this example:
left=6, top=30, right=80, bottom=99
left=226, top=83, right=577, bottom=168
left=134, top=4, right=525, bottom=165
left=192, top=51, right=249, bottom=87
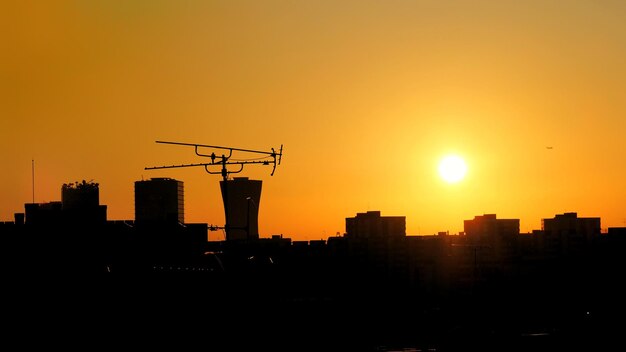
left=2, top=1, right=626, bottom=240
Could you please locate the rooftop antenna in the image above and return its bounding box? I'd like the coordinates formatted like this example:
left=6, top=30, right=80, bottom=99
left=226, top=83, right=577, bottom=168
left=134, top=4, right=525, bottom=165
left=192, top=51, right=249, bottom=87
left=145, top=140, right=283, bottom=240
left=145, top=140, right=283, bottom=181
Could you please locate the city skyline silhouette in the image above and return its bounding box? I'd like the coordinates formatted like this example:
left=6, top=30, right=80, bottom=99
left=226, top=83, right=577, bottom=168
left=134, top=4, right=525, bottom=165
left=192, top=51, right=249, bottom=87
left=2, top=175, right=620, bottom=239
left=1, top=176, right=625, bottom=351
left=3, top=1, right=626, bottom=350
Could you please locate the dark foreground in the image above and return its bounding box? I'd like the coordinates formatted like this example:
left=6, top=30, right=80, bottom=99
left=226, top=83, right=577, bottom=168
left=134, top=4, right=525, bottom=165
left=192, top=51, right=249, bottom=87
left=2, top=222, right=625, bottom=350
left=4, top=275, right=624, bottom=352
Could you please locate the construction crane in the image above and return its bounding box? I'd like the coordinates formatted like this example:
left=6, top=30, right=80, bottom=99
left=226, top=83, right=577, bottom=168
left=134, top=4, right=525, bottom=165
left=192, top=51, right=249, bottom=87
left=145, top=140, right=283, bottom=240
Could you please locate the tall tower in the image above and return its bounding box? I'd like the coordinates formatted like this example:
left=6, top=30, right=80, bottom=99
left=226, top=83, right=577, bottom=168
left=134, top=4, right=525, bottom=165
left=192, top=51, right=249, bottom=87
left=135, top=177, right=184, bottom=225
left=220, top=177, right=262, bottom=241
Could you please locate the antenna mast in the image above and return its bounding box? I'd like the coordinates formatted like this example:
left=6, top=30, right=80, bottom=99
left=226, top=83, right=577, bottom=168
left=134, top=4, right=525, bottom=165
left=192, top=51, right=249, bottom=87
left=145, top=140, right=284, bottom=240
left=145, top=140, right=283, bottom=180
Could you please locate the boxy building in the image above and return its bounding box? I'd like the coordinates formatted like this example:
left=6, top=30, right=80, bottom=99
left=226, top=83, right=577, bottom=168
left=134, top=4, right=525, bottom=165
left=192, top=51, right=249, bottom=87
left=345, top=211, right=406, bottom=239
left=134, top=178, right=184, bottom=225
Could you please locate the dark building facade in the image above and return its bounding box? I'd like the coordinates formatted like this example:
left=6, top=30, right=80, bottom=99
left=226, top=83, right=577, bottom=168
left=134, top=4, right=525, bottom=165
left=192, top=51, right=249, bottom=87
left=463, top=214, right=520, bottom=274
left=24, top=201, right=63, bottom=226
left=134, top=178, right=184, bottom=224
left=541, top=212, right=601, bottom=255
left=24, top=180, right=107, bottom=226
left=345, top=211, right=406, bottom=239
left=61, top=180, right=107, bottom=224
left=62, top=180, right=100, bottom=210
left=220, top=177, right=262, bottom=241
left=464, top=214, right=520, bottom=239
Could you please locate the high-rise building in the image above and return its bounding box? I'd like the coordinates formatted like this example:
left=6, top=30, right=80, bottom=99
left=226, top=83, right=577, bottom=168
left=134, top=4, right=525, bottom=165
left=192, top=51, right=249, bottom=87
left=541, top=212, right=600, bottom=254
left=220, top=177, right=262, bottom=241
left=345, top=211, right=406, bottom=239
left=463, top=214, right=520, bottom=265
left=464, top=214, right=520, bottom=239
left=134, top=178, right=184, bottom=224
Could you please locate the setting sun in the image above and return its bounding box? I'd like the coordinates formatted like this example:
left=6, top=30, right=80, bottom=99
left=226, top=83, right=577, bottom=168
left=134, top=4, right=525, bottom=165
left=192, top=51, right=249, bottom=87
left=438, top=155, right=467, bottom=183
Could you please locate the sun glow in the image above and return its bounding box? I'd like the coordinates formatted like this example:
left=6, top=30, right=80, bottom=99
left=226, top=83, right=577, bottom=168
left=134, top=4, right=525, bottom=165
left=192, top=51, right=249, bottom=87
left=438, top=155, right=467, bottom=183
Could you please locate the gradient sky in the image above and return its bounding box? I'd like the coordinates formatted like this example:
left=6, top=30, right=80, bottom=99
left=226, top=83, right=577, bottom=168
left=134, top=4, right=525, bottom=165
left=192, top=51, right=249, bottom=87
left=2, top=1, right=626, bottom=240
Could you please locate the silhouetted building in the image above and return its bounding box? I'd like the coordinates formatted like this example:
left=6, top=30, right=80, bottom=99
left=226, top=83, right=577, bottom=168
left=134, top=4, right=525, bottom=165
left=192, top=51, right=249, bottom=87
left=13, top=213, right=24, bottom=226
left=608, top=227, right=626, bottom=237
left=134, top=178, right=184, bottom=224
left=464, top=214, right=520, bottom=239
left=220, top=177, right=262, bottom=241
left=345, top=211, right=406, bottom=239
left=542, top=212, right=600, bottom=255
left=463, top=214, right=520, bottom=276
left=24, top=202, right=63, bottom=226
left=22, top=181, right=107, bottom=226
left=62, top=180, right=99, bottom=209
left=61, top=180, right=107, bottom=224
